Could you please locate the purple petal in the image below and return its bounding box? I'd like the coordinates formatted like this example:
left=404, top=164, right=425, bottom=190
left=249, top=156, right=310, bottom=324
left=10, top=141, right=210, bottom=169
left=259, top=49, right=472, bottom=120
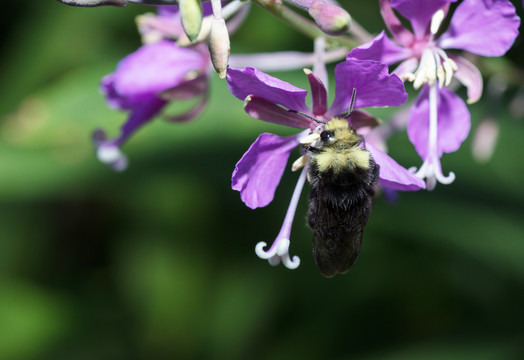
left=305, top=70, right=328, bottom=115
left=390, top=0, right=456, bottom=39
left=232, top=133, right=302, bottom=209
left=157, top=3, right=213, bottom=16
left=109, top=41, right=208, bottom=107
left=438, top=0, right=520, bottom=56
left=348, top=109, right=381, bottom=135
left=157, top=5, right=179, bottom=17
left=244, top=96, right=312, bottom=129
left=392, top=57, right=418, bottom=76
left=160, top=73, right=209, bottom=100
left=100, top=74, right=134, bottom=110
left=408, top=85, right=470, bottom=159
left=365, top=141, right=425, bottom=191
left=347, top=31, right=411, bottom=65
left=93, top=96, right=167, bottom=170
left=163, top=93, right=208, bottom=122
left=379, top=0, right=414, bottom=47
left=137, top=11, right=185, bottom=42
left=449, top=54, right=483, bottom=104
left=226, top=67, right=310, bottom=113
left=116, top=96, right=168, bottom=147
left=327, top=59, right=408, bottom=116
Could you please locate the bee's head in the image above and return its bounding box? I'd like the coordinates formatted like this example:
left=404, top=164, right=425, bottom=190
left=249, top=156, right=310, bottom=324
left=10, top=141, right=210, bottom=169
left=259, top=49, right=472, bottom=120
left=299, top=117, right=362, bottom=153
left=318, top=118, right=361, bottom=148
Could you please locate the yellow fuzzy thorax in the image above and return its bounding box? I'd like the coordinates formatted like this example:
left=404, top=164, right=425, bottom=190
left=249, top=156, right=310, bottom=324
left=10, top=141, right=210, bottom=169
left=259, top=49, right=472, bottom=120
left=314, top=118, right=371, bottom=173
left=324, top=118, right=350, bottom=131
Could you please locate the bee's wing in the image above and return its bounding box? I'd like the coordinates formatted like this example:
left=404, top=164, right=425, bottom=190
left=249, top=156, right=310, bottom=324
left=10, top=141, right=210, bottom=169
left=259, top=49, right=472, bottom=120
left=310, top=185, right=370, bottom=278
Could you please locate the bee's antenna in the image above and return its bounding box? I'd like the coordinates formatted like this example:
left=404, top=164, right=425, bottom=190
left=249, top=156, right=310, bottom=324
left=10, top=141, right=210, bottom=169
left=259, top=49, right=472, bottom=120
left=288, top=109, right=326, bottom=124
left=344, top=88, right=357, bottom=119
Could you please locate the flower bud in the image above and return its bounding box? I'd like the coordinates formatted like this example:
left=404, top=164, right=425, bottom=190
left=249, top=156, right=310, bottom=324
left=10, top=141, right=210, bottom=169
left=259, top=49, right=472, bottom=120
left=308, top=1, right=351, bottom=36
left=179, top=0, right=203, bottom=43
left=57, top=0, right=127, bottom=6
left=209, top=18, right=230, bottom=79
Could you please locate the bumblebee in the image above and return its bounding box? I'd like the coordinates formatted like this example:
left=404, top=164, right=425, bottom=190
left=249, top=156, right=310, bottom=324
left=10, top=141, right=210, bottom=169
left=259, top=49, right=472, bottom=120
left=305, top=118, right=378, bottom=278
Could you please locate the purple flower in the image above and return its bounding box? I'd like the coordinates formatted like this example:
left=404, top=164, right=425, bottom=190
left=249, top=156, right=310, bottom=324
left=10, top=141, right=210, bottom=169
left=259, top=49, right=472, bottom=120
left=226, top=59, right=425, bottom=269
left=95, top=40, right=210, bottom=170
left=348, top=0, right=519, bottom=188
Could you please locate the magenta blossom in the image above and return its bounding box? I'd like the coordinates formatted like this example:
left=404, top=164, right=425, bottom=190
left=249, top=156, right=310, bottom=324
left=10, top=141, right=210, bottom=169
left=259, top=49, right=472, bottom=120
left=348, top=0, right=520, bottom=189
left=226, top=59, right=425, bottom=269
left=94, top=40, right=210, bottom=170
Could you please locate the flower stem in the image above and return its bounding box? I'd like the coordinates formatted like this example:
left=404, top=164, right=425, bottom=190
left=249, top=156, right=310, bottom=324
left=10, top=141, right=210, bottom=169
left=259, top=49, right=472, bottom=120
left=249, top=0, right=358, bottom=49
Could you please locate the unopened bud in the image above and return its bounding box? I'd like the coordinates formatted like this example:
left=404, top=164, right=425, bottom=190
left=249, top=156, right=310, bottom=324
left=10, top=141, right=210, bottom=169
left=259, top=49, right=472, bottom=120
left=179, top=0, right=203, bottom=43
left=308, top=1, right=351, bottom=36
left=177, top=17, right=212, bottom=47
left=57, top=0, right=127, bottom=6
left=209, top=18, right=230, bottom=79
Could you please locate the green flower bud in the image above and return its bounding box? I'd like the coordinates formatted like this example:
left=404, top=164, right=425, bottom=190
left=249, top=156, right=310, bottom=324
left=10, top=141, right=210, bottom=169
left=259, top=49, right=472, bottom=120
left=209, top=18, right=230, bottom=79
left=179, top=0, right=203, bottom=43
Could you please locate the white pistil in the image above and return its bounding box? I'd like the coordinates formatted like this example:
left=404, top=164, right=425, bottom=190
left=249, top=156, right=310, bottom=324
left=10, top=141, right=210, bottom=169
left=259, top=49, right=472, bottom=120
left=255, top=166, right=307, bottom=270
left=414, top=84, right=455, bottom=190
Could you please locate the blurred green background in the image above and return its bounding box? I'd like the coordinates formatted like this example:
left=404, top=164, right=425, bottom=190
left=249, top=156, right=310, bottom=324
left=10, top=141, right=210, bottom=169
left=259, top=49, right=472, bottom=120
left=0, top=1, right=523, bottom=359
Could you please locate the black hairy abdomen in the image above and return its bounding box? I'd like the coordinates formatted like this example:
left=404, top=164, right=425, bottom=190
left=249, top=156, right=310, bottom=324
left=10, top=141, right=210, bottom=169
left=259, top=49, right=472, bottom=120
left=307, top=161, right=378, bottom=278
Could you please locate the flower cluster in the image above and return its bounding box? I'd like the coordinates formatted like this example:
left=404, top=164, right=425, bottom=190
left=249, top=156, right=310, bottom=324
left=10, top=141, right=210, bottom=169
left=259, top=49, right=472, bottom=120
left=227, top=60, right=425, bottom=267
left=57, top=0, right=520, bottom=274
left=349, top=0, right=520, bottom=188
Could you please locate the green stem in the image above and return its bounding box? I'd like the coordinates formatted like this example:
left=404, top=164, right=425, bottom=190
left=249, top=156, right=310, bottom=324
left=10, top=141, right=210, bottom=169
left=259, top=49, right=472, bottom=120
left=249, top=0, right=359, bottom=49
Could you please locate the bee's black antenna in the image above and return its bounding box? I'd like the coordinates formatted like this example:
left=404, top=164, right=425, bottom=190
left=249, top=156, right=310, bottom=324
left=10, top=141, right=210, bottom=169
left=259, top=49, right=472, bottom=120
left=344, top=88, right=357, bottom=119
left=288, top=109, right=326, bottom=124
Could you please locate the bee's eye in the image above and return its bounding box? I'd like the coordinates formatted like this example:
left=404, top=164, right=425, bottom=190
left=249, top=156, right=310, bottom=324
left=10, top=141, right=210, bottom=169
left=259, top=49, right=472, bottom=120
left=320, top=131, right=332, bottom=142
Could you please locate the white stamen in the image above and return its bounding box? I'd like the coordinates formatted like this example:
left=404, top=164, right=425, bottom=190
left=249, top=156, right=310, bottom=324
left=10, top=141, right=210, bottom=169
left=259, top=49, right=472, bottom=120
left=291, top=154, right=309, bottom=171
left=436, top=65, right=445, bottom=88
left=430, top=9, right=445, bottom=35
left=300, top=132, right=320, bottom=144
left=447, top=57, right=458, bottom=71
left=411, top=48, right=457, bottom=90
left=414, top=49, right=437, bottom=89
left=443, top=60, right=454, bottom=86
left=399, top=73, right=416, bottom=82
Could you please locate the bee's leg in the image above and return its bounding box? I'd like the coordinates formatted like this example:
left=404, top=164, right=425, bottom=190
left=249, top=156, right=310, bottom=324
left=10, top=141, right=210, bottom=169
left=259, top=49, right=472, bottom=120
left=307, top=146, right=322, bottom=154
left=370, top=162, right=379, bottom=184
